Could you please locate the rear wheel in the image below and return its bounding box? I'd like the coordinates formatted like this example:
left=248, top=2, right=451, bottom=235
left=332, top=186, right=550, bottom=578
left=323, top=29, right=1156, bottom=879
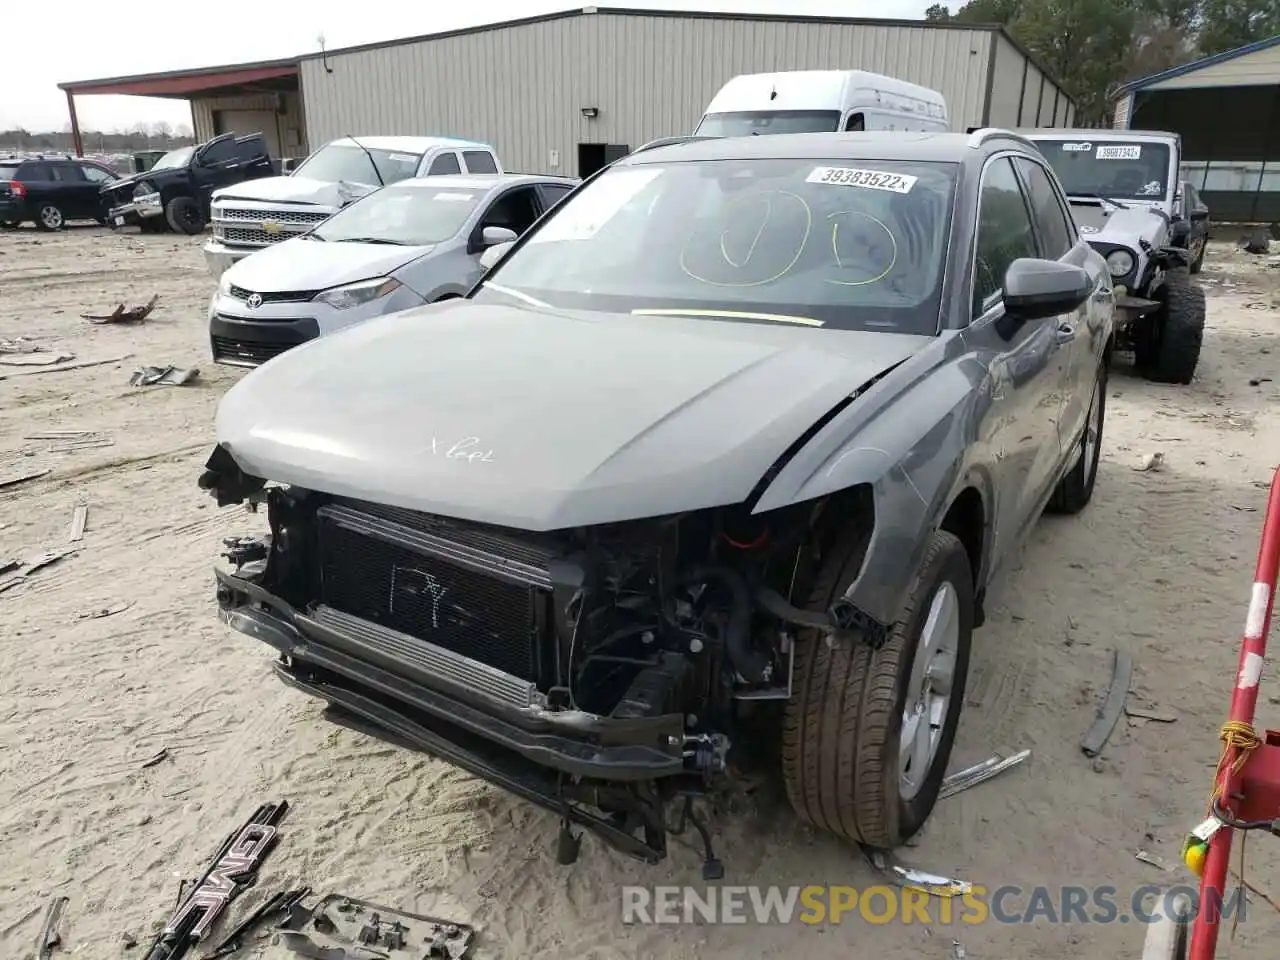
left=1189, top=236, right=1206, bottom=274
left=782, top=528, right=973, bottom=849
left=34, top=203, right=64, bottom=231
left=165, top=196, right=204, bottom=235
left=1048, top=360, right=1107, bottom=514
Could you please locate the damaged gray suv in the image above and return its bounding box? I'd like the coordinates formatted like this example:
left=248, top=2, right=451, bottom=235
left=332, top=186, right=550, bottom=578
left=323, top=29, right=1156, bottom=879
left=200, top=129, right=1114, bottom=874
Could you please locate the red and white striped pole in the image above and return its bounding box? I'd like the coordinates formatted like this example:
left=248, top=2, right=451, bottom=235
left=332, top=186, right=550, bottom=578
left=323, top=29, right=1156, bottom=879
left=1189, top=466, right=1280, bottom=960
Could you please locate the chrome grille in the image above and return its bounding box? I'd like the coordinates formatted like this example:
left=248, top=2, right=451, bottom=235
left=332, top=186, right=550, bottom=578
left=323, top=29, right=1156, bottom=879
left=219, top=207, right=330, bottom=224
left=227, top=284, right=319, bottom=304
left=222, top=225, right=298, bottom=246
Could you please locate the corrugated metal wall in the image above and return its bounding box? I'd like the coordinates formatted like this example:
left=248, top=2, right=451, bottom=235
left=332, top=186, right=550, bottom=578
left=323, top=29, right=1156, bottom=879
left=190, top=92, right=308, bottom=157
left=299, top=12, right=1070, bottom=175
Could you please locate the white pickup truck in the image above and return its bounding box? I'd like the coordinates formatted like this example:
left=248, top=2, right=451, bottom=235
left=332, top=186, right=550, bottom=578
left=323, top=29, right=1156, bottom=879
left=203, top=136, right=504, bottom=278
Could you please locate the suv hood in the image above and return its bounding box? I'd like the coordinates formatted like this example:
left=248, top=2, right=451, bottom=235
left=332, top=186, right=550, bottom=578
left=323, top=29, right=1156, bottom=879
left=224, top=236, right=433, bottom=293
left=1072, top=201, right=1169, bottom=247
left=212, top=175, right=374, bottom=208
left=214, top=302, right=932, bottom=530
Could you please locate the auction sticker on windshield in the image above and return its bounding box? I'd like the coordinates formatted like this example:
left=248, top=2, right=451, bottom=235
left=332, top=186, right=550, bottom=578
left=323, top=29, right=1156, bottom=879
left=433, top=192, right=476, bottom=202
left=806, top=167, right=917, bottom=194
left=530, top=168, right=662, bottom=243
left=1096, top=145, right=1141, bottom=160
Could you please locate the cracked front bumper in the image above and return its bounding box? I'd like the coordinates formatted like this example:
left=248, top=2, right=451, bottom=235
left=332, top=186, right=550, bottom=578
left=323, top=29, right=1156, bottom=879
left=108, top=192, right=162, bottom=227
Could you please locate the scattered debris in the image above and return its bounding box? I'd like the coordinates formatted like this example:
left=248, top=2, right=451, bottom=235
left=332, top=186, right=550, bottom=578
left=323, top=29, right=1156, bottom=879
left=1239, top=231, right=1272, bottom=255
left=0, top=549, right=79, bottom=596
left=205, top=887, right=311, bottom=959
left=0, top=558, right=19, bottom=576
left=68, top=503, right=88, bottom=542
left=1249, top=377, right=1273, bottom=387
left=1135, top=451, right=1165, bottom=472
left=940, top=749, right=1031, bottom=799
left=140, top=748, right=169, bottom=768
left=0, top=336, right=44, bottom=354
left=951, top=940, right=967, bottom=960
left=278, top=893, right=476, bottom=959
left=862, top=848, right=972, bottom=898
left=144, top=800, right=288, bottom=960
left=0, top=467, right=50, bottom=490
left=1082, top=649, right=1134, bottom=758
left=0, top=354, right=133, bottom=381
left=130, top=364, right=200, bottom=387
left=1135, top=850, right=1171, bottom=871
left=75, top=601, right=133, bottom=621
left=1125, top=705, right=1178, bottom=723
left=35, top=894, right=69, bottom=959
left=0, top=351, right=74, bottom=367
left=81, top=293, right=158, bottom=324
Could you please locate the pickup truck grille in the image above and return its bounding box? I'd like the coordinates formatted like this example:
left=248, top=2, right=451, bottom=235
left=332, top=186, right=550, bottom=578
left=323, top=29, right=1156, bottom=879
left=314, top=503, right=555, bottom=683
left=218, top=207, right=330, bottom=225
left=211, top=205, right=333, bottom=250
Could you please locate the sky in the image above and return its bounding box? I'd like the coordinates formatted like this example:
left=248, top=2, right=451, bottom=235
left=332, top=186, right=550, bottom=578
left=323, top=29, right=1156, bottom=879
left=9, top=0, right=931, bottom=133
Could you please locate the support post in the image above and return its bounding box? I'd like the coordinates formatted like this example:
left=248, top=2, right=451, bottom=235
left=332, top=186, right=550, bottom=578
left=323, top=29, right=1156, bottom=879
left=65, top=90, right=83, bottom=157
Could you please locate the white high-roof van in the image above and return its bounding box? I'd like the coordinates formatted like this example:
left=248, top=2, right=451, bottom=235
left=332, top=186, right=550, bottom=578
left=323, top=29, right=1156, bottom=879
left=694, top=70, right=950, bottom=137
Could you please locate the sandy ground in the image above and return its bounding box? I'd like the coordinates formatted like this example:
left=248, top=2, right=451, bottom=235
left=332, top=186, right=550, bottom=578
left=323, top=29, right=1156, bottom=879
left=2, top=225, right=1279, bottom=960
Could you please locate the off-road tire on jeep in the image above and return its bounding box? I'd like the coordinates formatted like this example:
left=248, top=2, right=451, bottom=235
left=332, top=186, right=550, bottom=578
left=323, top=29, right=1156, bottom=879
left=1189, top=239, right=1206, bottom=275
left=1138, top=267, right=1204, bottom=385
left=782, top=528, right=973, bottom=849
left=1047, top=360, right=1107, bottom=514
left=165, top=196, right=205, bottom=235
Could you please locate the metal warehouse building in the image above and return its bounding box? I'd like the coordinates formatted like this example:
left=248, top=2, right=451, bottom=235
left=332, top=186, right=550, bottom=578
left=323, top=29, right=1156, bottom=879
left=1113, top=34, right=1280, bottom=222
left=59, top=6, right=1075, bottom=178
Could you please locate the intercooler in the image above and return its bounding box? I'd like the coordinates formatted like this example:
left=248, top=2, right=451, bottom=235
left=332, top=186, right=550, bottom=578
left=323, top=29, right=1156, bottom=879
left=314, top=501, right=556, bottom=684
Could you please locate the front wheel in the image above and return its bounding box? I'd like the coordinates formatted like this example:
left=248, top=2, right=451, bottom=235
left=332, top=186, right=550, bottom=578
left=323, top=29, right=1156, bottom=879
left=165, top=196, right=204, bottom=235
left=782, top=528, right=973, bottom=849
left=1138, top=268, right=1205, bottom=385
left=34, top=203, right=65, bottom=231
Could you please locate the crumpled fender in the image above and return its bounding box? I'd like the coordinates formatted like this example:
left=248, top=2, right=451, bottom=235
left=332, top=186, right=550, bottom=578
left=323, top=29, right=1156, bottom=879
left=751, top=335, right=995, bottom=628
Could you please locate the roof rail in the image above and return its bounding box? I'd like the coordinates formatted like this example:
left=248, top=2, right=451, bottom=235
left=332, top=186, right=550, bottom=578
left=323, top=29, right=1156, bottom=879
left=630, top=135, right=722, bottom=156
left=965, top=127, right=1038, bottom=151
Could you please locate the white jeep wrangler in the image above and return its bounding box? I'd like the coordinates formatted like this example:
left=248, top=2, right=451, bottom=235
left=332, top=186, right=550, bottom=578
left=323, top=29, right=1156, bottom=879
left=1025, top=129, right=1205, bottom=385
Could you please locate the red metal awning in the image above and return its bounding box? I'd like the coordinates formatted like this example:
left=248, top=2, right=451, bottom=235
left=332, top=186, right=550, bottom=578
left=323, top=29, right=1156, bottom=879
left=59, top=61, right=298, bottom=98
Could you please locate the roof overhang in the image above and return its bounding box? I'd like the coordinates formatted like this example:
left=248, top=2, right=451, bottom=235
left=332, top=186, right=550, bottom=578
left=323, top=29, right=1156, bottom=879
left=1117, top=34, right=1280, bottom=96
left=59, top=60, right=299, bottom=98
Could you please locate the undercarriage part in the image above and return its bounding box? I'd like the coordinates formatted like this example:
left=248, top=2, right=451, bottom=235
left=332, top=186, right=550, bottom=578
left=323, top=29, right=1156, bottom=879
left=674, top=796, right=724, bottom=881
left=677, top=565, right=766, bottom=682
left=755, top=586, right=888, bottom=649
left=197, top=444, right=266, bottom=507
left=277, top=894, right=475, bottom=960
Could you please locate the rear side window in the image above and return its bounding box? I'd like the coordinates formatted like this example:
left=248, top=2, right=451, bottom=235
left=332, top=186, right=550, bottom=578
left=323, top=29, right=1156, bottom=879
left=541, top=184, right=574, bottom=209
left=17, top=162, right=51, bottom=180
left=1014, top=157, right=1075, bottom=259
left=52, top=163, right=86, bottom=182
left=974, top=157, right=1038, bottom=315
left=463, top=151, right=498, bottom=174
left=429, top=152, right=462, bottom=175
left=0, top=163, right=20, bottom=180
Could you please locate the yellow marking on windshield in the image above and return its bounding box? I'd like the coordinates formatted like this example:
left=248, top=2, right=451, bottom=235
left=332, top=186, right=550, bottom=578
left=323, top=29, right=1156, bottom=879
left=630, top=308, right=824, bottom=327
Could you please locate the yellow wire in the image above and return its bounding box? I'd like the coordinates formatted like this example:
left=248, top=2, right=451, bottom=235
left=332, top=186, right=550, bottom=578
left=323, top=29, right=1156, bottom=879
left=1206, top=719, right=1263, bottom=941
left=679, top=190, right=812, bottom=288
left=826, top=210, right=897, bottom=287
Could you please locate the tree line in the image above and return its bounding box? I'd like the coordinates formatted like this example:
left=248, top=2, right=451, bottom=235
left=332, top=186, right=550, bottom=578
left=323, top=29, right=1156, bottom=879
left=925, top=0, right=1280, bottom=124
left=1, top=122, right=195, bottom=156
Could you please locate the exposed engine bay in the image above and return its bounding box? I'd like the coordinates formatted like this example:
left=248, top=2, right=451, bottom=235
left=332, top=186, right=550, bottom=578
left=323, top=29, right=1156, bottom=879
left=203, top=446, right=880, bottom=876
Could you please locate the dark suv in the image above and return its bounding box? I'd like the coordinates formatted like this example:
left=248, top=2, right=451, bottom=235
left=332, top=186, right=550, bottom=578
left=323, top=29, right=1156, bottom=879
left=100, top=133, right=274, bottom=235
left=0, top=155, right=122, bottom=230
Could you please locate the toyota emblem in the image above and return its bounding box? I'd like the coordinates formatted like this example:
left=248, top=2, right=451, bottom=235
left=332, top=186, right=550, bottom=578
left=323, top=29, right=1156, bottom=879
left=246, top=293, right=263, bottom=309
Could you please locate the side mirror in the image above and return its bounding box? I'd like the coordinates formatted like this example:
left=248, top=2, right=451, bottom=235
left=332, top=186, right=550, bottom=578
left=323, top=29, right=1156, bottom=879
left=481, top=225, right=518, bottom=248
left=479, top=240, right=515, bottom=272
left=1001, top=258, right=1092, bottom=323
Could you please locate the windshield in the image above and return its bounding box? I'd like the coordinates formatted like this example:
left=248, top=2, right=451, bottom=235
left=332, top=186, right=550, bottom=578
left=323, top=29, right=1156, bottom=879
left=1031, top=138, right=1173, bottom=201
left=292, top=144, right=424, bottom=186
left=694, top=110, right=842, bottom=138
left=312, top=181, right=482, bottom=245
left=475, top=156, right=956, bottom=334
left=151, top=146, right=194, bottom=171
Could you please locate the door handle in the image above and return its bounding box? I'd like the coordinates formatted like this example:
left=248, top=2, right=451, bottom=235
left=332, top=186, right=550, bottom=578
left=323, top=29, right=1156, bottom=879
left=1055, top=322, right=1077, bottom=343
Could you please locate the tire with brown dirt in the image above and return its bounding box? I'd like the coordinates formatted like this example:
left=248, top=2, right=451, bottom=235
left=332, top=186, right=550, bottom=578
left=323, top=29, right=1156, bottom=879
left=781, top=527, right=974, bottom=849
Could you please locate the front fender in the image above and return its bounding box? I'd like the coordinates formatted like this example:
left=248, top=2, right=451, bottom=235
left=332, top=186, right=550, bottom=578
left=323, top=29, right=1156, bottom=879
left=753, top=337, right=993, bottom=627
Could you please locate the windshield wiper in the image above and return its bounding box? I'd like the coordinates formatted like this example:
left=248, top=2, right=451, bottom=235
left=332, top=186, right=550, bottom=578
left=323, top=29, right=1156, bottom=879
left=305, top=232, right=327, bottom=241
left=1067, top=193, right=1129, bottom=211
left=345, top=134, right=384, bottom=186
left=631, top=308, right=824, bottom=327
left=334, top=237, right=406, bottom=245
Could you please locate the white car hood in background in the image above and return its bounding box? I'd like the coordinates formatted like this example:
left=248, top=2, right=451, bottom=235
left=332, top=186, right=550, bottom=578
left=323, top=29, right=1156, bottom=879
left=212, top=175, right=374, bottom=208
left=1072, top=202, right=1168, bottom=246
left=223, top=237, right=433, bottom=292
